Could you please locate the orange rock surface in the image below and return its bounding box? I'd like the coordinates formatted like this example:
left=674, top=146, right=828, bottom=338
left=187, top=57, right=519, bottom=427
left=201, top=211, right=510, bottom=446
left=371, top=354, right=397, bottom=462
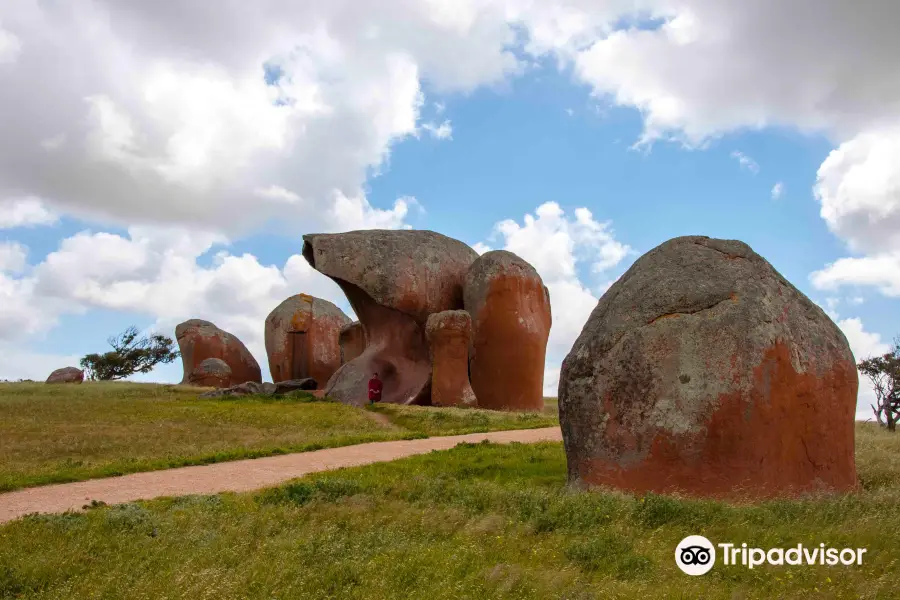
left=175, top=319, right=261, bottom=387
left=426, top=310, right=477, bottom=407
left=265, top=294, right=350, bottom=386
left=559, top=236, right=858, bottom=499
left=464, top=251, right=551, bottom=411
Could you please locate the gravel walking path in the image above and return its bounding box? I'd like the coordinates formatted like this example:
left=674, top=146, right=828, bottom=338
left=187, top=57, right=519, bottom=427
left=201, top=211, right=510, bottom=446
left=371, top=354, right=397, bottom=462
left=0, top=427, right=561, bottom=524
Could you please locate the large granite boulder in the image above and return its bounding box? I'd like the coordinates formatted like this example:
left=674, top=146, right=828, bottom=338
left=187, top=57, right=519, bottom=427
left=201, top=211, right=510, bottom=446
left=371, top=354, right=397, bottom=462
left=339, top=321, right=366, bottom=365
left=559, top=236, right=858, bottom=499
left=175, top=319, right=261, bottom=387
left=426, top=310, right=477, bottom=407
left=302, top=230, right=478, bottom=406
left=265, top=294, right=350, bottom=386
left=46, top=367, right=84, bottom=384
left=464, top=251, right=551, bottom=411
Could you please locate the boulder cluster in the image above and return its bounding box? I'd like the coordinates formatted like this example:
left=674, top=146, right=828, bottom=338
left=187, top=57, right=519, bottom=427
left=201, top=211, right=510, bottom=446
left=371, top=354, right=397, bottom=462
left=173, top=229, right=552, bottom=411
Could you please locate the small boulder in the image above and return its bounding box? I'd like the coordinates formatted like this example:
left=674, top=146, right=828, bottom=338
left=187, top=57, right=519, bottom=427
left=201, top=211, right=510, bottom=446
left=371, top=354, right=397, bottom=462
left=559, top=236, right=858, bottom=499
left=274, top=378, right=318, bottom=395
left=46, top=367, right=84, bottom=384
left=188, top=358, right=232, bottom=388
left=176, top=319, right=261, bottom=387
left=426, top=310, right=477, bottom=407
left=464, top=251, right=551, bottom=411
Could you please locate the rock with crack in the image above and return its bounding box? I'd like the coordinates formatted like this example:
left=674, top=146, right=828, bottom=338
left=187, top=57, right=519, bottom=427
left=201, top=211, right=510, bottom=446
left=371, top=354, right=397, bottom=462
left=302, top=230, right=478, bottom=406
left=425, top=310, right=477, bottom=407
left=464, top=250, right=551, bottom=411
left=176, top=319, right=261, bottom=387
left=265, top=294, right=350, bottom=387
left=339, top=321, right=366, bottom=365
left=559, top=235, right=858, bottom=499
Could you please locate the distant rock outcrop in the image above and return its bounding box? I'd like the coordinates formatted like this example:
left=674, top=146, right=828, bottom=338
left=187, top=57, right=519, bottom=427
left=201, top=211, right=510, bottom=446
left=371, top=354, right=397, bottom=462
left=426, top=310, right=477, bottom=407
left=302, top=230, right=478, bottom=406
left=464, top=250, right=551, bottom=411
left=46, top=367, right=84, bottom=384
left=175, top=319, right=261, bottom=387
left=265, top=294, right=350, bottom=387
left=559, top=236, right=858, bottom=499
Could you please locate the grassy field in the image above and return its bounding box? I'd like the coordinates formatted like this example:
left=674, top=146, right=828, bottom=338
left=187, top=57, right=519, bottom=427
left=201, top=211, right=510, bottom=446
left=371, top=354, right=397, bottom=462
left=0, top=382, right=559, bottom=492
left=1, top=423, right=897, bottom=599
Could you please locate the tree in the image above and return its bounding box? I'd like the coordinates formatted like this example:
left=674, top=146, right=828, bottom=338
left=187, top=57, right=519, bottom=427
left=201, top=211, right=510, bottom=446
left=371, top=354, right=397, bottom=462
left=80, top=326, right=180, bottom=381
left=858, top=336, right=900, bottom=432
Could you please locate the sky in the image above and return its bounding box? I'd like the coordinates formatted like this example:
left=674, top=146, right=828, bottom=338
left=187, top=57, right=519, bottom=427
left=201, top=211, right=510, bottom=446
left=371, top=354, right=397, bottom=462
left=1, top=0, right=898, bottom=420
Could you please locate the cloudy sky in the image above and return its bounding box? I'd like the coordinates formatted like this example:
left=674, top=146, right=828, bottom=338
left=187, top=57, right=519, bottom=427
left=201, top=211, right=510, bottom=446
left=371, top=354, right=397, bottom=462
left=1, top=0, right=898, bottom=419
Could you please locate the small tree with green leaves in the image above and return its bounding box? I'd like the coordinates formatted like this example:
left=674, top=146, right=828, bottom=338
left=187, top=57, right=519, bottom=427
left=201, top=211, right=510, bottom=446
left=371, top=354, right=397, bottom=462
left=80, top=326, right=179, bottom=381
left=858, top=336, right=900, bottom=432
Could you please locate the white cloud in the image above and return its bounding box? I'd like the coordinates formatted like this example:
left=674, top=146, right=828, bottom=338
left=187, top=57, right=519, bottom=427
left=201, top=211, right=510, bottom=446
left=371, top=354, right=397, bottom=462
left=0, top=346, right=82, bottom=381
left=0, top=241, right=27, bottom=273
left=421, top=119, right=453, bottom=140
left=731, top=150, right=759, bottom=174
left=838, top=316, right=891, bottom=421
left=0, top=1, right=523, bottom=234
left=472, top=242, right=492, bottom=255
left=483, top=202, right=632, bottom=396
left=839, top=317, right=891, bottom=362
left=0, top=225, right=356, bottom=379
left=815, top=127, right=900, bottom=255
left=434, top=101, right=446, bottom=115
left=0, top=197, right=58, bottom=229
left=771, top=181, right=784, bottom=200
left=0, top=24, right=20, bottom=64
left=810, top=253, right=900, bottom=297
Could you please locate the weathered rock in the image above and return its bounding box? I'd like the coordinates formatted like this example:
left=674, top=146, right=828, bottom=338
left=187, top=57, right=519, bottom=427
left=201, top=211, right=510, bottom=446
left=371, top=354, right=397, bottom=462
left=559, top=236, right=858, bottom=500
left=274, top=378, right=318, bottom=394
left=339, top=322, right=366, bottom=365
left=176, top=319, right=261, bottom=387
left=426, top=310, right=477, bottom=407
left=46, top=367, right=84, bottom=384
left=464, top=251, right=551, bottom=411
left=265, top=294, right=350, bottom=386
left=199, top=380, right=308, bottom=399
left=188, top=358, right=232, bottom=388
left=302, top=230, right=478, bottom=406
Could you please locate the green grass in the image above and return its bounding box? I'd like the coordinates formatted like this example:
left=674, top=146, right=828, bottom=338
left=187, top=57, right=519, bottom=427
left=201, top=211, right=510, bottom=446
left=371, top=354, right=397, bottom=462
left=368, top=401, right=559, bottom=436
left=1, top=423, right=897, bottom=599
left=0, top=383, right=559, bottom=491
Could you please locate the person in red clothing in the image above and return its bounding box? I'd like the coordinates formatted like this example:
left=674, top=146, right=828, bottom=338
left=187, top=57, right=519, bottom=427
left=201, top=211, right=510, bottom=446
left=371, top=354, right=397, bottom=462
left=368, top=372, right=383, bottom=404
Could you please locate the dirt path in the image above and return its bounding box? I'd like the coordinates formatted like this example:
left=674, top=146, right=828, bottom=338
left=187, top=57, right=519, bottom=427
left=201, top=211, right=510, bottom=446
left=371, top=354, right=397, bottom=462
left=0, top=427, right=561, bottom=524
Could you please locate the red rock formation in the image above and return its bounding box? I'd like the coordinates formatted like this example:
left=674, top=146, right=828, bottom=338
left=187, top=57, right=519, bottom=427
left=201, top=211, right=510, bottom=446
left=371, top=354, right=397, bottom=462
left=340, top=321, right=366, bottom=365
left=464, top=251, right=551, bottom=412
left=426, top=310, right=477, bottom=407
left=302, top=230, right=478, bottom=406
left=559, top=236, right=858, bottom=499
left=188, top=358, right=232, bottom=388
left=265, top=294, right=350, bottom=387
left=176, top=319, right=261, bottom=387
left=46, top=367, right=84, bottom=384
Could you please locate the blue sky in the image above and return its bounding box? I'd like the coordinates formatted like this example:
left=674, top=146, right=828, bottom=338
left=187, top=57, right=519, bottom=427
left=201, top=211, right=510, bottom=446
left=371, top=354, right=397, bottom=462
left=1, top=1, right=898, bottom=420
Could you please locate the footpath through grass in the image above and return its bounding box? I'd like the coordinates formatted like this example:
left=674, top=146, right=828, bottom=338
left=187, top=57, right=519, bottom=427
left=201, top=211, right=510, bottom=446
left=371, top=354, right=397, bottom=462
left=0, top=383, right=559, bottom=492
left=1, top=424, right=897, bottom=599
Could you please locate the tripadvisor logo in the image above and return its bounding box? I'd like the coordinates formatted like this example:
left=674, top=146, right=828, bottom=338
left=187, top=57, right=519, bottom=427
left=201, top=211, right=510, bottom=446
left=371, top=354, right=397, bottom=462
left=675, top=536, right=868, bottom=576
